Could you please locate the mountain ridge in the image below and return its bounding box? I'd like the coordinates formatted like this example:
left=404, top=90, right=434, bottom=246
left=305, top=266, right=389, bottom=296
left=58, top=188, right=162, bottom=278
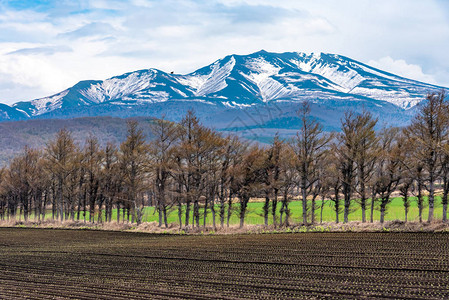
left=0, top=50, right=444, bottom=139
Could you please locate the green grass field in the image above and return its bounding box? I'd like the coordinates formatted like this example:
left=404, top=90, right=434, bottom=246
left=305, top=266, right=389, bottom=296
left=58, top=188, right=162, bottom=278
left=26, top=195, right=447, bottom=225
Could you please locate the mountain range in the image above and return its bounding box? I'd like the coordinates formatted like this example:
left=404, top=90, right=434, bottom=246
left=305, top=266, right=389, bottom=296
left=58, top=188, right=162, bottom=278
left=0, top=50, right=444, bottom=141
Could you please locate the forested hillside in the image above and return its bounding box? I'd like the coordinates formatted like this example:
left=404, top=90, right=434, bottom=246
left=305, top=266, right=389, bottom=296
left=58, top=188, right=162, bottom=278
left=0, top=116, right=156, bottom=166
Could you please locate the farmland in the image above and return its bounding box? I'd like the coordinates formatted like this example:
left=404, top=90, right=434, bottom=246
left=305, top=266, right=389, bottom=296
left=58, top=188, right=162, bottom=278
left=130, top=196, right=443, bottom=225
left=22, top=195, right=441, bottom=227
left=0, top=228, right=448, bottom=299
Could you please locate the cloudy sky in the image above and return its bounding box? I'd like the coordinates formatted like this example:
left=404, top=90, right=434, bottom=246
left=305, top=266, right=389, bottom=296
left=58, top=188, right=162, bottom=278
left=0, top=0, right=448, bottom=105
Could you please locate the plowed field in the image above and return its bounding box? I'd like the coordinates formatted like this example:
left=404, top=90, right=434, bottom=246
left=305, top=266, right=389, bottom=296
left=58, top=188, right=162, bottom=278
left=0, top=229, right=448, bottom=299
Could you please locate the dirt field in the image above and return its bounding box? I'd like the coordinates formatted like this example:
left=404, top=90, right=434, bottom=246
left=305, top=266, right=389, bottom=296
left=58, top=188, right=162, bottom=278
left=0, top=229, right=448, bottom=299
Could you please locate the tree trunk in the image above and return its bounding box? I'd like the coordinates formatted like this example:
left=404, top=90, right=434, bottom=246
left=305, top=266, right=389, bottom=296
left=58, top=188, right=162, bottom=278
left=34, top=196, right=39, bottom=222
left=203, top=196, right=208, bottom=228
left=41, top=192, right=47, bottom=221
left=158, top=201, right=163, bottom=227
left=263, top=193, right=270, bottom=226
left=83, top=191, right=87, bottom=223
left=70, top=195, right=75, bottom=222
left=176, top=183, right=183, bottom=229
left=178, top=202, right=183, bottom=229
left=116, top=202, right=120, bottom=223
left=239, top=195, right=249, bottom=228
left=77, top=193, right=82, bottom=221
left=226, top=192, right=233, bottom=228
left=405, top=206, right=408, bottom=223
left=443, top=202, right=448, bottom=223
left=97, top=197, right=104, bottom=223
left=301, top=186, right=307, bottom=225
left=335, top=200, right=339, bottom=224
left=311, top=196, right=316, bottom=224
left=59, top=179, right=64, bottom=222
left=380, top=200, right=386, bottom=224
left=282, top=190, right=290, bottom=227
left=108, top=199, right=113, bottom=223
left=219, top=194, right=225, bottom=229
left=403, top=194, right=409, bottom=223
left=370, top=189, right=376, bottom=223
left=194, top=199, right=200, bottom=228
left=127, top=207, right=130, bottom=223
left=443, top=185, right=448, bottom=222
left=279, top=208, right=284, bottom=226
left=272, top=189, right=278, bottom=228
left=185, top=199, right=191, bottom=227
left=428, top=176, right=435, bottom=223
left=211, top=192, right=216, bottom=231
left=361, top=195, right=366, bottom=223
left=320, top=196, right=324, bottom=224
left=344, top=193, right=350, bottom=224
left=418, top=192, right=423, bottom=223
left=163, top=207, right=168, bottom=228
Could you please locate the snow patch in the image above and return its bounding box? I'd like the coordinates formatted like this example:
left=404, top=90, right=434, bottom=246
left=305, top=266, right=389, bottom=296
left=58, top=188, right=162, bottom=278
left=195, top=56, right=236, bottom=96
left=223, top=101, right=254, bottom=108
left=28, top=90, right=69, bottom=116
left=242, top=58, right=290, bottom=102
left=294, top=55, right=365, bottom=91
left=15, top=108, right=29, bottom=118
left=82, top=71, right=156, bottom=103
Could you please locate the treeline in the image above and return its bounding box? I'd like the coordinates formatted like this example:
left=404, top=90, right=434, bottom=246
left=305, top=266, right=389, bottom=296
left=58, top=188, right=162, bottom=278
left=0, top=90, right=448, bottom=228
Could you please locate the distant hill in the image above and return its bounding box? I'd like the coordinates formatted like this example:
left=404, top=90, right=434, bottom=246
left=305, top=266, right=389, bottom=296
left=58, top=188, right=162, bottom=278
left=0, top=116, right=157, bottom=166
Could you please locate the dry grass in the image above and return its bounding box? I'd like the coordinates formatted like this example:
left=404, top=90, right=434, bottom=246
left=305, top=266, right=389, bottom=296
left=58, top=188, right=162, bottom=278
left=1, top=218, right=449, bottom=234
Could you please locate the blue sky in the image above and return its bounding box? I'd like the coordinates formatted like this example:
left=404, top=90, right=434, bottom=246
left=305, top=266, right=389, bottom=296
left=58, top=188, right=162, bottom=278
left=0, top=0, right=448, bottom=104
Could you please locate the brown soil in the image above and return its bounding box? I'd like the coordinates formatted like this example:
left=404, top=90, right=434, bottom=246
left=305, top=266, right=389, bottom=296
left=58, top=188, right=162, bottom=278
left=0, top=228, right=449, bottom=299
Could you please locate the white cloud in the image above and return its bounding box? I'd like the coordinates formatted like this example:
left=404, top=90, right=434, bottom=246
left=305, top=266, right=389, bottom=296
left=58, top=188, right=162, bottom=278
left=368, top=57, right=438, bottom=86
left=0, top=54, right=73, bottom=101
left=0, top=0, right=448, bottom=105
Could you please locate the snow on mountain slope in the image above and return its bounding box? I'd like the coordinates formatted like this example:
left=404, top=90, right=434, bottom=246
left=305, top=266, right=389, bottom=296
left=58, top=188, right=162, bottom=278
left=13, top=89, right=71, bottom=117
left=0, top=103, right=28, bottom=121
left=292, top=53, right=365, bottom=91
left=81, top=70, right=157, bottom=103
left=242, top=57, right=288, bottom=102
left=288, top=52, right=438, bottom=109
left=182, top=56, right=236, bottom=97
left=13, top=69, right=194, bottom=117
left=2, top=50, right=445, bottom=120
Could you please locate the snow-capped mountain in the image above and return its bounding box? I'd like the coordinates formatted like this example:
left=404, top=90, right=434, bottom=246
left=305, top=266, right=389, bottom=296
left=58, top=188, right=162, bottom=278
left=0, top=50, right=444, bottom=137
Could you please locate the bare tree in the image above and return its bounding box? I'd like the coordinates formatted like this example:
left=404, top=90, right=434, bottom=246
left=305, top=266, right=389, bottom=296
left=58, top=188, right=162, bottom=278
left=354, top=111, right=378, bottom=222
left=119, top=121, right=149, bottom=225
left=101, top=143, right=119, bottom=223
left=202, top=132, right=226, bottom=230
left=45, top=129, right=77, bottom=221
left=374, top=127, right=402, bottom=223
left=279, top=144, right=296, bottom=227
left=397, top=133, right=416, bottom=223
left=441, top=143, right=449, bottom=222
left=149, top=118, right=179, bottom=228
left=404, top=90, right=448, bottom=222
left=217, top=136, right=240, bottom=229
left=176, top=111, right=200, bottom=227
left=293, top=101, right=331, bottom=224
left=235, top=146, right=264, bottom=228
left=336, top=112, right=358, bottom=223
left=270, top=135, right=282, bottom=227
left=6, top=147, right=41, bottom=221
left=325, top=148, right=343, bottom=223
left=84, top=136, right=102, bottom=223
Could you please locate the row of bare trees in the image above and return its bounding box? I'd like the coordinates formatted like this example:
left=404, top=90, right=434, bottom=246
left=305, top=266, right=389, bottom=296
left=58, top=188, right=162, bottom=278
left=0, top=90, right=448, bottom=227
